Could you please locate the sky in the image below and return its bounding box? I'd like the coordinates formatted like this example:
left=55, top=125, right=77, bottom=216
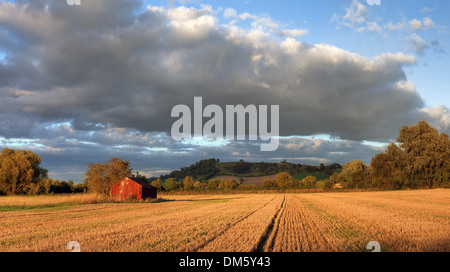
left=0, top=0, right=449, bottom=183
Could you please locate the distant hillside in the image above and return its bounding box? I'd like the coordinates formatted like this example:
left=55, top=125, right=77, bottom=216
left=159, top=158, right=220, bottom=181
left=157, top=158, right=342, bottom=182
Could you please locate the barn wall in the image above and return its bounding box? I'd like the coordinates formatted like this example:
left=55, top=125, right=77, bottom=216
left=111, top=180, right=143, bottom=200
left=111, top=178, right=157, bottom=200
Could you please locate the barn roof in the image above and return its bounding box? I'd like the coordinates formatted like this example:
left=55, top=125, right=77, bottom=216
left=120, top=177, right=153, bottom=188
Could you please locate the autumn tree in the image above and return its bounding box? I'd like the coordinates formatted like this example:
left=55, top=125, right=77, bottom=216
left=261, top=179, right=277, bottom=189
left=219, top=178, right=239, bottom=190
left=151, top=178, right=162, bottom=191
left=193, top=181, right=203, bottom=190
left=164, top=178, right=178, bottom=191
left=299, top=176, right=317, bottom=189
left=339, top=160, right=369, bottom=189
left=397, top=121, right=450, bottom=188
left=323, top=178, right=333, bottom=191
left=207, top=179, right=219, bottom=190
left=28, top=177, right=52, bottom=195
left=183, top=176, right=195, bottom=190
left=369, top=121, right=450, bottom=189
left=276, top=172, right=294, bottom=189
left=84, top=157, right=132, bottom=195
left=369, top=143, right=407, bottom=189
left=0, top=148, right=48, bottom=195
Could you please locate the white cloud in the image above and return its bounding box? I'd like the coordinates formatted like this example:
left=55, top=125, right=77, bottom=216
left=332, top=0, right=381, bottom=33
left=395, top=80, right=416, bottom=93
left=167, top=5, right=217, bottom=41
left=408, top=17, right=434, bottom=30
left=386, top=17, right=435, bottom=31
left=239, top=12, right=254, bottom=21
left=357, top=21, right=381, bottom=33
left=233, top=11, right=308, bottom=39
left=343, top=0, right=367, bottom=25
left=422, top=17, right=435, bottom=29
left=385, top=19, right=407, bottom=31
left=280, top=28, right=308, bottom=38
left=409, top=18, right=423, bottom=30
left=223, top=8, right=237, bottom=18
left=420, top=106, right=450, bottom=131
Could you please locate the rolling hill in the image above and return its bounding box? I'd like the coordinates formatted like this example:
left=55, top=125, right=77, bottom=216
left=156, top=158, right=342, bottom=185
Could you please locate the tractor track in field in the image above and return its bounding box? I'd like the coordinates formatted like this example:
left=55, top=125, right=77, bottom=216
left=255, top=195, right=286, bottom=252
left=192, top=195, right=281, bottom=252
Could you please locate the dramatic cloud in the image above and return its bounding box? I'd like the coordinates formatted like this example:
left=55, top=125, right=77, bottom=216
left=0, top=0, right=448, bottom=181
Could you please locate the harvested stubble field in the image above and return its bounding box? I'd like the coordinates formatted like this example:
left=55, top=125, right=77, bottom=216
left=0, top=189, right=449, bottom=252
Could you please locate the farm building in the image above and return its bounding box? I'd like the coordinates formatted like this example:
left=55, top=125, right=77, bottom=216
left=110, top=177, right=157, bottom=200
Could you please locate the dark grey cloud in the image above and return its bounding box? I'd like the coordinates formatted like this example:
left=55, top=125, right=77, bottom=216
left=0, top=0, right=449, bottom=181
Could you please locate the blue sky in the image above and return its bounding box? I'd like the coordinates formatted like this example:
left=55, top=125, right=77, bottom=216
left=0, top=0, right=449, bottom=182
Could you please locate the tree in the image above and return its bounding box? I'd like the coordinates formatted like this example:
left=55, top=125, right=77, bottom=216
left=323, top=178, right=333, bottom=191
left=300, top=176, right=317, bottom=189
left=164, top=178, right=178, bottom=191
left=72, top=182, right=87, bottom=193
left=0, top=148, right=48, bottom=195
left=193, top=181, right=203, bottom=190
left=84, top=157, right=132, bottom=195
left=369, top=121, right=450, bottom=189
left=183, top=176, right=196, bottom=190
left=276, top=172, right=294, bottom=189
left=261, top=179, right=277, bottom=189
left=28, top=177, right=52, bottom=195
left=369, top=143, right=406, bottom=189
left=319, top=163, right=325, bottom=171
left=397, top=121, right=450, bottom=188
left=231, top=159, right=251, bottom=174
left=151, top=178, right=162, bottom=191
left=207, top=180, right=219, bottom=190
left=219, top=179, right=238, bottom=190
left=340, top=160, right=369, bottom=189
left=49, top=180, right=73, bottom=194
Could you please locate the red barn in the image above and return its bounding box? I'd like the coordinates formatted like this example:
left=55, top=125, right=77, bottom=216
left=110, top=177, right=157, bottom=200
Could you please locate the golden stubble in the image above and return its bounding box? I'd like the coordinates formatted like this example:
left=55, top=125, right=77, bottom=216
left=0, top=189, right=448, bottom=252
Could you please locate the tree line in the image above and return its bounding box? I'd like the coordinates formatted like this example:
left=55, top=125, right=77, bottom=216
left=323, top=121, right=450, bottom=190
left=0, top=121, right=448, bottom=195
